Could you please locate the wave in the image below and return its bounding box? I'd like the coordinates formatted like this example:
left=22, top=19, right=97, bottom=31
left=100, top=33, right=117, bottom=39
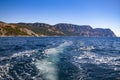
left=35, top=41, right=72, bottom=80
left=11, top=49, right=39, bottom=58
left=0, top=49, right=39, bottom=80
left=0, top=49, right=39, bottom=61
left=79, top=46, right=95, bottom=51
left=73, top=51, right=120, bottom=70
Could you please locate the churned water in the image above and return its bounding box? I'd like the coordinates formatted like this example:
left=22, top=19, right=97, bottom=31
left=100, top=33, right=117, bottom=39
left=0, top=37, right=120, bottom=80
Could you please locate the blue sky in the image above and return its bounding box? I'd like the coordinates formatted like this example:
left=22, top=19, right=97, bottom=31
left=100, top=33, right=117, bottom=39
left=0, top=0, right=120, bottom=36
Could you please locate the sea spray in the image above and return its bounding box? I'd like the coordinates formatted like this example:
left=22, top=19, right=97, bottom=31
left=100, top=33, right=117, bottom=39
left=35, top=41, right=72, bottom=80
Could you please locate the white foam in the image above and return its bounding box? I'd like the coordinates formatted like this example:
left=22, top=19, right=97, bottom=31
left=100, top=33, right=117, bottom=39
left=73, top=51, right=120, bottom=69
left=44, top=48, right=62, bottom=55
left=79, top=46, right=95, bottom=51
left=35, top=41, right=72, bottom=80
left=11, top=49, right=38, bottom=58
left=0, top=63, right=14, bottom=80
left=44, top=41, right=72, bottom=55
left=35, top=59, right=58, bottom=80
left=0, top=49, right=40, bottom=80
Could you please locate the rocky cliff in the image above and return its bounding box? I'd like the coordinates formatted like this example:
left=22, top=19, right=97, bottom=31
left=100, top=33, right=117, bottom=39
left=54, top=23, right=116, bottom=37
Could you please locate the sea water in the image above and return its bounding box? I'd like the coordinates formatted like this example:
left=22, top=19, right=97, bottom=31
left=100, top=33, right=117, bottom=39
left=0, top=37, right=120, bottom=80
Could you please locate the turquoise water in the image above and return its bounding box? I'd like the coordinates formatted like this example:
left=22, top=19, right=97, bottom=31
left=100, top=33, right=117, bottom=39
left=0, top=37, right=120, bottom=80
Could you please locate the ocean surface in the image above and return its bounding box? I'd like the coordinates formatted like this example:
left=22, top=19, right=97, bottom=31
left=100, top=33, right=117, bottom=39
left=0, top=37, right=120, bottom=80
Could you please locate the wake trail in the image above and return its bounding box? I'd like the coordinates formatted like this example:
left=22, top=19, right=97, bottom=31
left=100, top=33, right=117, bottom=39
left=35, top=41, right=72, bottom=80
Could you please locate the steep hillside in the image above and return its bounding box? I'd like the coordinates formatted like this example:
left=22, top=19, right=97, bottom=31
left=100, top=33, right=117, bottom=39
left=0, top=22, right=38, bottom=36
left=18, top=23, right=64, bottom=36
left=54, top=23, right=116, bottom=37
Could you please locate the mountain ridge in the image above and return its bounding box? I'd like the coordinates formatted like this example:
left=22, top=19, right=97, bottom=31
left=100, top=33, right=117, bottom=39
left=0, top=21, right=116, bottom=37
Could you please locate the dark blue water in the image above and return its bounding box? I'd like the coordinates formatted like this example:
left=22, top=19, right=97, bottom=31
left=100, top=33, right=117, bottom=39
left=0, top=37, right=120, bottom=80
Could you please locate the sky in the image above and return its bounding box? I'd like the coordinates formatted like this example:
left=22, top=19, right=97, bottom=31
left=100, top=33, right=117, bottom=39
left=0, top=0, right=120, bottom=36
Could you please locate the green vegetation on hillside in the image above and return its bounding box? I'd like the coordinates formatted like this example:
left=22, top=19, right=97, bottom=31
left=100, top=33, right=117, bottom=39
left=3, top=25, right=28, bottom=35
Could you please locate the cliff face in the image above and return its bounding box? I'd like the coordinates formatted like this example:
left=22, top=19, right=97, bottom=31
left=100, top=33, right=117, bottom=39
left=54, top=23, right=116, bottom=37
left=0, top=22, right=116, bottom=37
left=92, top=28, right=116, bottom=37
left=54, top=23, right=93, bottom=36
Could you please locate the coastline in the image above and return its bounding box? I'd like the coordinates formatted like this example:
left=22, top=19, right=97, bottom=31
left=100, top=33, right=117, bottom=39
left=0, top=35, right=118, bottom=37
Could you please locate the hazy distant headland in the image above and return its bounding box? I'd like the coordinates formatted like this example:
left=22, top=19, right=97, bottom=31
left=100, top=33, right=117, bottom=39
left=0, top=21, right=116, bottom=37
